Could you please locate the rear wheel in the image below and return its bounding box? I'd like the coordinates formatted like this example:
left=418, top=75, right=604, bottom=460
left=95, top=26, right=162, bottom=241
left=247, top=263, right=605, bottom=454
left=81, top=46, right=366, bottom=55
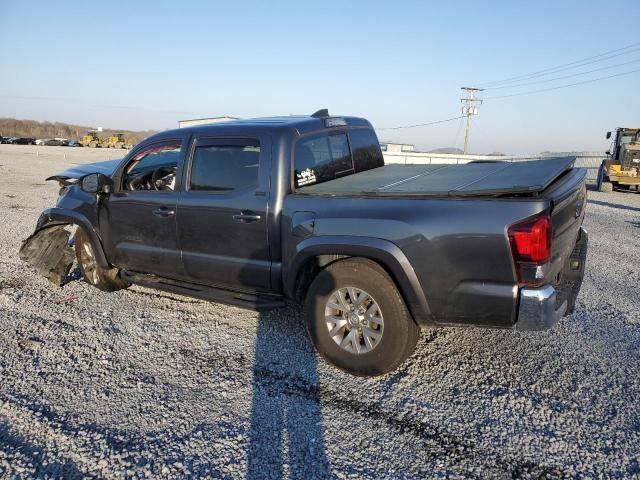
left=305, top=258, right=420, bottom=376
left=74, top=229, right=129, bottom=292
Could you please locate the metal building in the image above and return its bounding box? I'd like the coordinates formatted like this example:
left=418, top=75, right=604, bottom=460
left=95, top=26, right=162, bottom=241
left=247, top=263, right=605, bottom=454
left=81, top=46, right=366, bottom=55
left=178, top=116, right=238, bottom=128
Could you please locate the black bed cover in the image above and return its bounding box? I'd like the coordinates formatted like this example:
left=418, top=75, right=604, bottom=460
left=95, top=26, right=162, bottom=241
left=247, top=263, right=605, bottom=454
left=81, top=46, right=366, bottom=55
left=299, top=157, right=577, bottom=197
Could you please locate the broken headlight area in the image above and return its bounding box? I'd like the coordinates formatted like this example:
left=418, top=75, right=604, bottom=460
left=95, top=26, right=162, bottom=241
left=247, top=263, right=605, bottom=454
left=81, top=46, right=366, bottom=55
left=19, top=225, right=76, bottom=286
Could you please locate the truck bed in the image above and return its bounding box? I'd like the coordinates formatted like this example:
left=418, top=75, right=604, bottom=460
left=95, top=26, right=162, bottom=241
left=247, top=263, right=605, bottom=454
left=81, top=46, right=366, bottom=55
left=298, top=157, right=576, bottom=197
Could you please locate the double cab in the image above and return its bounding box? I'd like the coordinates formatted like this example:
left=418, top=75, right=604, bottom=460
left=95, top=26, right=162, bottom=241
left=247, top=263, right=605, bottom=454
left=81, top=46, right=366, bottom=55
left=21, top=110, right=588, bottom=376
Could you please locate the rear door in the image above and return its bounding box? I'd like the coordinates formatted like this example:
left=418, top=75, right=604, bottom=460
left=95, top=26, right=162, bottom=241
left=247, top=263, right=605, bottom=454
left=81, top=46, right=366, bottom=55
left=176, top=135, right=272, bottom=291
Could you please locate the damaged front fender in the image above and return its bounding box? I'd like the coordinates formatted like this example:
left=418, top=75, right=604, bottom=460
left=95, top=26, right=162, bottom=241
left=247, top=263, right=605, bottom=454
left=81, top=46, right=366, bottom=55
left=19, top=225, right=75, bottom=286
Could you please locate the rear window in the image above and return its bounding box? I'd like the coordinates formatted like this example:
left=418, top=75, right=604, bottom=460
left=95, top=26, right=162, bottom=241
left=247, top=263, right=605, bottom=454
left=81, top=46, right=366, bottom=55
left=294, top=133, right=353, bottom=187
left=294, top=128, right=383, bottom=188
left=350, top=129, right=384, bottom=172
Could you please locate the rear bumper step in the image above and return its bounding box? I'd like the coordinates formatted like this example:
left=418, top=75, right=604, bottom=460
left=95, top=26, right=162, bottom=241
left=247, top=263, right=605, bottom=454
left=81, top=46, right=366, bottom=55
left=515, top=227, right=588, bottom=331
left=515, top=285, right=567, bottom=331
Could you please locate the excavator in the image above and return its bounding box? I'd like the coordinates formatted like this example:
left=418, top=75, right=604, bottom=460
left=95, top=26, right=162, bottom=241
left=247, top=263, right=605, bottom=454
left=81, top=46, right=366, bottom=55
left=597, top=127, right=640, bottom=192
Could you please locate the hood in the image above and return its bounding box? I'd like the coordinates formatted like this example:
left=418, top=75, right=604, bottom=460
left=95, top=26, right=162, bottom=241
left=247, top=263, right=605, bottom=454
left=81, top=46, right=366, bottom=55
left=46, top=158, right=123, bottom=183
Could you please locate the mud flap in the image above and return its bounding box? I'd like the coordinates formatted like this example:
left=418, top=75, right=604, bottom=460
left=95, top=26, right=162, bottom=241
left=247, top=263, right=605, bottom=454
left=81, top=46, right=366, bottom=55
left=555, top=227, right=588, bottom=314
left=18, top=225, right=75, bottom=286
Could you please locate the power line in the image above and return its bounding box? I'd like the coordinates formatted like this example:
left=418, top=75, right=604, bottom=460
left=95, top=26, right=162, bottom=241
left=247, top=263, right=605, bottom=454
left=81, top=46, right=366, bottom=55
left=479, top=42, right=640, bottom=87
left=485, top=58, right=640, bottom=89
left=484, top=68, right=640, bottom=100
left=375, top=115, right=465, bottom=131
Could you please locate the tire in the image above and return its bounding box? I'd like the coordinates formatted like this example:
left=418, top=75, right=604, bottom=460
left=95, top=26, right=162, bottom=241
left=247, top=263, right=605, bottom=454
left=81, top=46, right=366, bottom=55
left=304, top=258, right=420, bottom=376
left=74, top=229, right=129, bottom=292
left=597, top=162, right=613, bottom=192
left=599, top=181, right=613, bottom=193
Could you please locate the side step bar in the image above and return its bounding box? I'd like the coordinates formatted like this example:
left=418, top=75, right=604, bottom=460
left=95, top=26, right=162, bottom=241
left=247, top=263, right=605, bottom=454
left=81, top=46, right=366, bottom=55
left=121, top=271, right=286, bottom=311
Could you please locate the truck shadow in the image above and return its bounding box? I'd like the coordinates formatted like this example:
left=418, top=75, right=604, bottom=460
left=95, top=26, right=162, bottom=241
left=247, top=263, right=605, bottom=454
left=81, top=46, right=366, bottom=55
left=587, top=199, right=640, bottom=213
left=245, top=269, right=334, bottom=479
left=246, top=307, right=330, bottom=479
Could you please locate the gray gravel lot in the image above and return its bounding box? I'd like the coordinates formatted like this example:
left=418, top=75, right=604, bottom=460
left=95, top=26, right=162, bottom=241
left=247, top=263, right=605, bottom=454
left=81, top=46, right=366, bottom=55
left=0, top=145, right=639, bottom=479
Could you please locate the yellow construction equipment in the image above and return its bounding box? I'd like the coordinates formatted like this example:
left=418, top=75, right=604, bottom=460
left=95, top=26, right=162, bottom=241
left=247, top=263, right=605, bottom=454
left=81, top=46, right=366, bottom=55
left=102, top=132, right=131, bottom=149
left=80, top=130, right=101, bottom=148
left=597, top=128, right=640, bottom=192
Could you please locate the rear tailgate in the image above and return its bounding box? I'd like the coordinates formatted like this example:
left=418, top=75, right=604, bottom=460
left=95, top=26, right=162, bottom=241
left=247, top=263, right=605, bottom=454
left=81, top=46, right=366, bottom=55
left=544, top=167, right=587, bottom=282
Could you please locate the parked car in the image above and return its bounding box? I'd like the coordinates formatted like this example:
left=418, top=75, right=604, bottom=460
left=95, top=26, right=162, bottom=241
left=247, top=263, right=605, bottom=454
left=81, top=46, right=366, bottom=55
left=12, top=137, right=36, bottom=145
left=44, top=139, right=65, bottom=146
left=19, top=111, right=588, bottom=376
left=66, top=140, right=80, bottom=147
left=3, top=137, right=17, bottom=144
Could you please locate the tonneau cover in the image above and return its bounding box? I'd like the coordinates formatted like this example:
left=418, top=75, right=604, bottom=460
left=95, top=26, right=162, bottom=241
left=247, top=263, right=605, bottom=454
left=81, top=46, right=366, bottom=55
left=298, top=157, right=576, bottom=197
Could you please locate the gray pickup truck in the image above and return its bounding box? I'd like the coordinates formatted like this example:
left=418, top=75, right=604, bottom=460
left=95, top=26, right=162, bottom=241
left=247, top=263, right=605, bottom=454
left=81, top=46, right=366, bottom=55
left=20, top=110, right=588, bottom=376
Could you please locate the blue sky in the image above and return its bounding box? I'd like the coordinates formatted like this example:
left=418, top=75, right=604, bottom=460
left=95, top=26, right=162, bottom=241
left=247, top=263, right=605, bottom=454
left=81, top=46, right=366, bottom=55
left=1, top=0, right=639, bottom=154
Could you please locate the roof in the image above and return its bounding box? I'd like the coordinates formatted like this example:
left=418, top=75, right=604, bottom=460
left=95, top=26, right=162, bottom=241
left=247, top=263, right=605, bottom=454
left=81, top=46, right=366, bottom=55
left=150, top=114, right=373, bottom=142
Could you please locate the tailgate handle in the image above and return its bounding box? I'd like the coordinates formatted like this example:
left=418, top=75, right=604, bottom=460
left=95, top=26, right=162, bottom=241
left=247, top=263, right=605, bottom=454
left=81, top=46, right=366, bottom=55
left=233, top=211, right=261, bottom=223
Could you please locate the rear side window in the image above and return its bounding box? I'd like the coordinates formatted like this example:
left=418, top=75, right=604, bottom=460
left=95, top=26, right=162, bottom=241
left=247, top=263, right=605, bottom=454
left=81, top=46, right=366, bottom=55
left=349, top=129, right=384, bottom=172
left=294, top=133, right=353, bottom=187
left=190, top=140, right=260, bottom=192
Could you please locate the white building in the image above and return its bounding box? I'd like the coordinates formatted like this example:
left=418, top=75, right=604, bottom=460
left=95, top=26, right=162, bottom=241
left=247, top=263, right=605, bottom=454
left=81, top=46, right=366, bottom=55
left=178, top=116, right=238, bottom=128
left=380, top=142, right=415, bottom=153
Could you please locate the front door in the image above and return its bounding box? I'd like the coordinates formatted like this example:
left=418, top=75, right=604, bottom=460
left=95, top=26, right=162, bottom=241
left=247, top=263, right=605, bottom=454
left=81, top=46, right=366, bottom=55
left=177, top=136, right=271, bottom=291
left=102, top=139, right=185, bottom=278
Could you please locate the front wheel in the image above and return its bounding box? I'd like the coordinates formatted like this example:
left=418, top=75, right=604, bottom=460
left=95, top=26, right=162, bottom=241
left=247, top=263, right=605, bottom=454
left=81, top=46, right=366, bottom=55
left=305, top=258, right=420, bottom=376
left=74, top=229, right=129, bottom=292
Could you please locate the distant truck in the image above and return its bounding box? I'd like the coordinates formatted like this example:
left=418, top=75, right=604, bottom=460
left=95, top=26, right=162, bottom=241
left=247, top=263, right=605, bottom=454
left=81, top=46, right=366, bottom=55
left=597, top=127, right=640, bottom=192
left=20, top=110, right=588, bottom=376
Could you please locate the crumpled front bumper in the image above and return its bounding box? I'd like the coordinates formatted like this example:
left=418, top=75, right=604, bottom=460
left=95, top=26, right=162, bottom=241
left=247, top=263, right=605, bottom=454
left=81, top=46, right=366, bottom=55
left=18, top=225, right=75, bottom=286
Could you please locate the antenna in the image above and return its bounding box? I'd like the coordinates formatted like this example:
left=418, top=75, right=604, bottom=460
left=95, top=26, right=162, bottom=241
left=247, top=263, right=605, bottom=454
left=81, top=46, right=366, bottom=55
left=311, top=109, right=329, bottom=118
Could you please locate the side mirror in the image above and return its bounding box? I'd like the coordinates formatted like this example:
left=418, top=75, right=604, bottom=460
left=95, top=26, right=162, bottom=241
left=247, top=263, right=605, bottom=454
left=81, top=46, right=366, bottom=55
left=80, top=173, right=113, bottom=194
left=606, top=131, right=611, bottom=139
left=605, top=151, right=611, bottom=156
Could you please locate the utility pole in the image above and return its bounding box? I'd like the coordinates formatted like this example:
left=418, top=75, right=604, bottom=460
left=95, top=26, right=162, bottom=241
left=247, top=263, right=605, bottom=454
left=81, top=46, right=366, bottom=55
left=460, top=87, right=483, bottom=154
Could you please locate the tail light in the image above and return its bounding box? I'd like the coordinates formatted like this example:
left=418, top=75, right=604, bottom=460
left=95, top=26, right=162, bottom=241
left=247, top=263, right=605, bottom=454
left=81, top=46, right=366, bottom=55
left=508, top=215, right=552, bottom=285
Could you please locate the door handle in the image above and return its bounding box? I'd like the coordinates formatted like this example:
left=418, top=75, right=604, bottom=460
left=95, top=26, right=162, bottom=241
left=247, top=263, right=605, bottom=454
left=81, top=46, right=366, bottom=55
left=233, top=210, right=261, bottom=223
left=153, top=206, right=175, bottom=217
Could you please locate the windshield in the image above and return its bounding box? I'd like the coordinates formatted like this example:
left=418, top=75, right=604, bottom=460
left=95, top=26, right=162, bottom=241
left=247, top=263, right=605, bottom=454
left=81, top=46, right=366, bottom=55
left=620, top=130, right=639, bottom=145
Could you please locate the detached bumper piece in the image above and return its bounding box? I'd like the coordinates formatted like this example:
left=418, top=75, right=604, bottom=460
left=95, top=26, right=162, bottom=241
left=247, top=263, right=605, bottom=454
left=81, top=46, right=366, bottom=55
left=18, top=225, right=75, bottom=286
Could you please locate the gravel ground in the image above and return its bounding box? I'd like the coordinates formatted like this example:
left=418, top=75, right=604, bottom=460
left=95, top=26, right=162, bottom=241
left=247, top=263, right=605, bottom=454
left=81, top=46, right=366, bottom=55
left=0, top=145, right=639, bottom=479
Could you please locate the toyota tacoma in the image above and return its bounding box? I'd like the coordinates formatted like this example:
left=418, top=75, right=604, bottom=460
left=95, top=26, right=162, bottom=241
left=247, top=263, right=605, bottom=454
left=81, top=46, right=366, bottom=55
left=20, top=110, right=588, bottom=376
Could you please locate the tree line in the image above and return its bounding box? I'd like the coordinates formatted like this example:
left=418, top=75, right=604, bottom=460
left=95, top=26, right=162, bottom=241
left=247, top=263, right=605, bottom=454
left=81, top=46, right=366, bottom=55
left=0, top=118, right=157, bottom=144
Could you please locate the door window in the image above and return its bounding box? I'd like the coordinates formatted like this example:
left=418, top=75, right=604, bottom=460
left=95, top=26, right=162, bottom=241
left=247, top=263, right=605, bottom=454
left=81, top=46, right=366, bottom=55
left=189, top=140, right=260, bottom=192
left=123, top=141, right=182, bottom=191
